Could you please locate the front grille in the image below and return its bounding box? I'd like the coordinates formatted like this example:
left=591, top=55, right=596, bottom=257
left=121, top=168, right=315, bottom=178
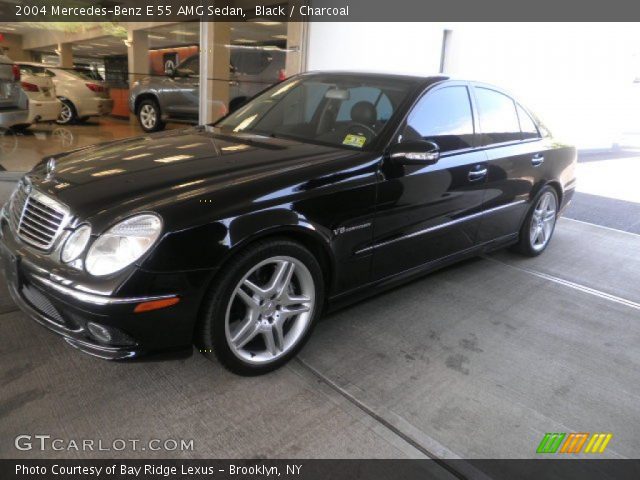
left=9, top=181, right=69, bottom=251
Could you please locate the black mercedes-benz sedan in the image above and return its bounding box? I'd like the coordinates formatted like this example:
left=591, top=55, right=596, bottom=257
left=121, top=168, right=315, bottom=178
left=0, top=72, right=576, bottom=374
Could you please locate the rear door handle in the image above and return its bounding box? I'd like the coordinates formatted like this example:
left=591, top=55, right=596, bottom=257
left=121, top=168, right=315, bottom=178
left=532, top=154, right=545, bottom=166
left=468, top=167, right=488, bottom=181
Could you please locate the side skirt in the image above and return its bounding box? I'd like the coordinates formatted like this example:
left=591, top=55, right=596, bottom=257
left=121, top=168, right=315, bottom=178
left=326, top=233, right=518, bottom=313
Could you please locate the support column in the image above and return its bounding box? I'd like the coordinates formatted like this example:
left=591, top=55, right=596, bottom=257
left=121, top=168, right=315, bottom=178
left=127, top=29, right=149, bottom=85
left=199, top=22, right=231, bottom=125
left=57, top=42, right=73, bottom=69
left=127, top=29, right=149, bottom=123
left=285, top=1, right=307, bottom=76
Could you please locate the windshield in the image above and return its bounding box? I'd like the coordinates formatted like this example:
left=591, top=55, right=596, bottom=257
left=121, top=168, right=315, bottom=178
left=215, top=74, right=418, bottom=150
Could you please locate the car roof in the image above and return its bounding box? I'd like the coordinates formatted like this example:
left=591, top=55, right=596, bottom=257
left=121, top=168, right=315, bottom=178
left=301, top=70, right=449, bottom=84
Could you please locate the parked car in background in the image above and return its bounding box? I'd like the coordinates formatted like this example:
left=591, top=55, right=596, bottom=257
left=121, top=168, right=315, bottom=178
left=129, top=49, right=285, bottom=132
left=17, top=63, right=113, bottom=125
left=0, top=73, right=576, bottom=375
left=9, top=63, right=62, bottom=130
left=0, top=54, right=29, bottom=128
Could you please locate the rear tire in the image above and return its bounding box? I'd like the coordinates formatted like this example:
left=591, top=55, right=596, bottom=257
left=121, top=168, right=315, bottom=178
left=57, top=99, right=77, bottom=125
left=197, top=239, right=324, bottom=376
left=512, top=186, right=558, bottom=257
left=137, top=99, right=165, bottom=132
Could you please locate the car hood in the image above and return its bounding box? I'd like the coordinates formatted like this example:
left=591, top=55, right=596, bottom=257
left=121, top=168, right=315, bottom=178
left=29, top=127, right=357, bottom=221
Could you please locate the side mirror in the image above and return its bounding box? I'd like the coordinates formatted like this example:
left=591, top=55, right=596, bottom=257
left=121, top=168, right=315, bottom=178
left=388, top=140, right=440, bottom=165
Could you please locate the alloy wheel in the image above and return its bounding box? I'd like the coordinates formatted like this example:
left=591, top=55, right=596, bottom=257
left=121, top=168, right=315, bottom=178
left=529, top=191, right=557, bottom=252
left=58, top=103, right=72, bottom=124
left=139, top=104, right=157, bottom=129
left=225, top=256, right=315, bottom=365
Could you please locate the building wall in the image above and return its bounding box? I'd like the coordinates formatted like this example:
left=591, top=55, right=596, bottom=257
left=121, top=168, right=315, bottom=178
left=306, top=22, right=443, bottom=75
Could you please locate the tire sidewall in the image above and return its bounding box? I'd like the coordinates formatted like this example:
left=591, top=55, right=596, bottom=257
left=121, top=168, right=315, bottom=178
left=138, top=100, right=163, bottom=132
left=199, top=240, right=325, bottom=375
left=520, top=186, right=558, bottom=256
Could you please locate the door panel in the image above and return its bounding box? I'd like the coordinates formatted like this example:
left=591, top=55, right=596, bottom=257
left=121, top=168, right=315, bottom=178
left=476, top=141, right=544, bottom=242
left=471, top=87, right=547, bottom=242
left=165, top=56, right=199, bottom=118
left=370, top=84, right=487, bottom=280
left=371, top=150, right=488, bottom=279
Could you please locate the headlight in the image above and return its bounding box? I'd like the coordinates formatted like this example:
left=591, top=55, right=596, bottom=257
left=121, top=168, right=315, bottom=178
left=85, top=214, right=162, bottom=276
left=61, top=225, right=91, bottom=263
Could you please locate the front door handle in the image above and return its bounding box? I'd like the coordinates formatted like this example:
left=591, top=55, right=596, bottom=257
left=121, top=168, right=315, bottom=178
left=468, top=167, right=488, bottom=181
left=532, top=154, right=545, bottom=166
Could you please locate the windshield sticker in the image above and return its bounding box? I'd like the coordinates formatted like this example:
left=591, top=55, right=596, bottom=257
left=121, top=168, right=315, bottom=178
left=342, top=134, right=367, bottom=148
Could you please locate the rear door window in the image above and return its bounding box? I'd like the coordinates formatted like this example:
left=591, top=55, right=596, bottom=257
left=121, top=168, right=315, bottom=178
left=516, top=104, right=540, bottom=140
left=475, top=87, right=521, bottom=145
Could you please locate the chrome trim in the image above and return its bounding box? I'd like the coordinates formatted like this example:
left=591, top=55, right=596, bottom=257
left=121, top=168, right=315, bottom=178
left=356, top=199, right=527, bottom=254
left=9, top=181, right=71, bottom=251
left=31, top=274, right=177, bottom=306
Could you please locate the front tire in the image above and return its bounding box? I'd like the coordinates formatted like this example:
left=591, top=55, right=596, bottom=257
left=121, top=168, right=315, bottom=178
left=197, top=239, right=324, bottom=375
left=512, top=186, right=558, bottom=257
left=137, top=99, right=165, bottom=132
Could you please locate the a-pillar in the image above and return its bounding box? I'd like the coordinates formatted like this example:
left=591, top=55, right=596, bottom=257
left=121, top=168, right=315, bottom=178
left=199, top=22, right=231, bottom=125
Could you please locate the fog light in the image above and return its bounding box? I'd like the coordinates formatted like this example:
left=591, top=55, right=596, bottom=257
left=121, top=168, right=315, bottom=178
left=85, top=322, right=136, bottom=346
left=87, top=322, right=112, bottom=343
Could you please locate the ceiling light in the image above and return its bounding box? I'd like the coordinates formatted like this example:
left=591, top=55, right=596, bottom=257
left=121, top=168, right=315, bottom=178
left=235, top=38, right=257, bottom=44
left=147, top=34, right=166, bottom=40
left=170, top=30, right=198, bottom=36
left=253, top=21, right=282, bottom=26
left=271, top=34, right=288, bottom=39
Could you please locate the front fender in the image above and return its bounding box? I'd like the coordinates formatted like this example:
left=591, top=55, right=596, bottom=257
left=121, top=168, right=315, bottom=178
left=140, top=207, right=333, bottom=275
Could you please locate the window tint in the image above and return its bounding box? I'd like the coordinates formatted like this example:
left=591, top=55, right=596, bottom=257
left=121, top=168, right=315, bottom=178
left=401, top=86, right=474, bottom=152
left=336, top=86, right=393, bottom=123
left=475, top=87, right=521, bottom=145
left=516, top=104, right=539, bottom=140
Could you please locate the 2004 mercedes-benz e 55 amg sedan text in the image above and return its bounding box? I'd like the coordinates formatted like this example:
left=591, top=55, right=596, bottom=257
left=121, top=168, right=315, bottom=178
left=0, top=73, right=576, bottom=374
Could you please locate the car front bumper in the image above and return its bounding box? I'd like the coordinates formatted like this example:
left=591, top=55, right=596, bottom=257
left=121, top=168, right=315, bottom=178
left=0, top=213, right=206, bottom=360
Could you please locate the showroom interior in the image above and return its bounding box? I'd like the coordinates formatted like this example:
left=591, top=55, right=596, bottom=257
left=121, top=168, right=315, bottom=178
left=1, top=15, right=640, bottom=465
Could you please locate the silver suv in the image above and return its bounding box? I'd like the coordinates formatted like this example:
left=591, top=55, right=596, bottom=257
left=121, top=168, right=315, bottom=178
left=129, top=49, right=285, bottom=132
left=0, top=54, right=28, bottom=128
